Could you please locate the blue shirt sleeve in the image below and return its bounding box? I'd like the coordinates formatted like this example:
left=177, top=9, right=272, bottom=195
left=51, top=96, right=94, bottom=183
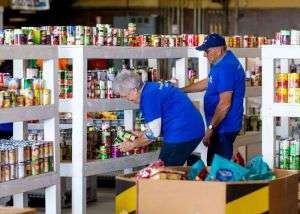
left=141, top=91, right=161, bottom=123
left=215, top=66, right=235, bottom=93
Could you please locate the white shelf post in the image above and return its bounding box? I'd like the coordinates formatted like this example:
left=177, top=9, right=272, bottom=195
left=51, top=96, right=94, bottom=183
left=175, top=58, right=188, bottom=88
left=72, top=48, right=87, bottom=214
left=12, top=59, right=29, bottom=208
left=43, top=58, right=61, bottom=214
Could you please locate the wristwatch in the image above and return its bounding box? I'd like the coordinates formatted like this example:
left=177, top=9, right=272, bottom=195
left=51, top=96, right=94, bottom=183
left=208, top=124, right=214, bottom=131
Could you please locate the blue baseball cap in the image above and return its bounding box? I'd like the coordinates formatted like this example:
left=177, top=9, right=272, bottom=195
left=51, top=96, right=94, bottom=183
left=196, top=33, right=226, bottom=51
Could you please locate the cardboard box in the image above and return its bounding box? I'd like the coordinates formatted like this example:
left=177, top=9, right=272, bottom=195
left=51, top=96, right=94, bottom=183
left=0, top=207, right=37, bottom=214
left=115, top=168, right=299, bottom=214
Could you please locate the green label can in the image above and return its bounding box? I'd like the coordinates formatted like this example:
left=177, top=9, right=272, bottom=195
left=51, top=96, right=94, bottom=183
left=280, top=139, right=290, bottom=156
left=279, top=155, right=289, bottom=169
left=289, top=140, right=300, bottom=156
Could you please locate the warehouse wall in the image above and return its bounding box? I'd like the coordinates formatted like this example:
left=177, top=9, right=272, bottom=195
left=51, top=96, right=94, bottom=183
left=228, top=9, right=300, bottom=37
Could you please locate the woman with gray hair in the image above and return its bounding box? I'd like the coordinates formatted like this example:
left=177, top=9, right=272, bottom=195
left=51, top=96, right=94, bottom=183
left=113, top=70, right=205, bottom=166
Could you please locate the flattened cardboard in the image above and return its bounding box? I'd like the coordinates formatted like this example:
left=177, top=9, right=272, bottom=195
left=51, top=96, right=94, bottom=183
left=0, top=207, right=37, bottom=214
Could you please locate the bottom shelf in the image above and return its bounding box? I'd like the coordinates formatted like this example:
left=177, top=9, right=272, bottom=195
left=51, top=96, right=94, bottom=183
left=60, top=150, right=160, bottom=177
left=0, top=172, right=58, bottom=198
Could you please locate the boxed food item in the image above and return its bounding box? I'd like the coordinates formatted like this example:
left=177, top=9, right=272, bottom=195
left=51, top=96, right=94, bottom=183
left=116, top=168, right=299, bottom=214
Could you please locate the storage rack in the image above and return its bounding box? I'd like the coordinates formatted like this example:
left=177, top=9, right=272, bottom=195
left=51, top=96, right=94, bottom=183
left=57, top=46, right=192, bottom=214
left=2, top=46, right=60, bottom=214
left=187, top=47, right=262, bottom=162
left=261, top=45, right=300, bottom=167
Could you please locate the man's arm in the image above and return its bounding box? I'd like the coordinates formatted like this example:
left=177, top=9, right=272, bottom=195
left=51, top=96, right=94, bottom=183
left=210, top=91, right=232, bottom=128
left=203, top=91, right=232, bottom=146
left=181, top=78, right=208, bottom=93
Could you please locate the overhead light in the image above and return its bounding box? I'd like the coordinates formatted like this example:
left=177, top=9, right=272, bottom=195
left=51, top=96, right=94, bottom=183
left=9, top=17, right=28, bottom=22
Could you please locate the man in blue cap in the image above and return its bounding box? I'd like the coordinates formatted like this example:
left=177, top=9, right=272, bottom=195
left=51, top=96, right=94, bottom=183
left=182, top=33, right=245, bottom=166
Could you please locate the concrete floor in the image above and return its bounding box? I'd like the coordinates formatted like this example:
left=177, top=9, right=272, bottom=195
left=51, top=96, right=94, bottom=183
left=38, top=188, right=115, bottom=214
left=63, top=188, right=114, bottom=214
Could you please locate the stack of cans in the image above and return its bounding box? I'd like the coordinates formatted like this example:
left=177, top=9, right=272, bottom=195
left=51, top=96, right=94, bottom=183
left=86, top=69, right=116, bottom=99
left=0, top=71, right=51, bottom=108
left=276, top=138, right=300, bottom=170
left=59, top=69, right=73, bottom=99
left=0, top=140, right=54, bottom=183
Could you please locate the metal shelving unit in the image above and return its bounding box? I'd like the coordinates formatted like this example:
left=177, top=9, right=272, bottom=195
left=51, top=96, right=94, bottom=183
left=57, top=46, right=189, bottom=214
left=0, top=46, right=61, bottom=214
left=261, top=45, right=300, bottom=167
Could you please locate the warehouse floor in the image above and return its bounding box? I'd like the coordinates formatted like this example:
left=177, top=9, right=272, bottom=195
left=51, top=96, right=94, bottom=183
left=37, top=188, right=115, bottom=214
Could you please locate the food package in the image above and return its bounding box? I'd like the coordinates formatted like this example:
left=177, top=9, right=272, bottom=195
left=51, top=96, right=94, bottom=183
left=205, top=155, right=249, bottom=182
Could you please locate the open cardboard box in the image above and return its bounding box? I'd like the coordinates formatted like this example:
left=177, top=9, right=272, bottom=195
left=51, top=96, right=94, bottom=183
left=115, top=167, right=299, bottom=214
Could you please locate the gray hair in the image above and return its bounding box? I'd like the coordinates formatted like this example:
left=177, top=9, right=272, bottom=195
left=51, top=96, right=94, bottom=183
left=113, top=70, right=144, bottom=94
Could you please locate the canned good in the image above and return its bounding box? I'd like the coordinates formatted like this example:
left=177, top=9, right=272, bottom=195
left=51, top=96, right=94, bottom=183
left=10, top=164, right=16, bottom=180
left=276, top=73, right=288, bottom=88
left=16, top=95, right=25, bottom=107
left=99, top=80, right=106, bottom=90
left=39, top=158, right=44, bottom=174
left=25, top=161, right=31, bottom=176
left=24, top=146, right=31, bottom=162
left=32, top=160, right=40, bottom=176
left=99, top=153, right=109, bottom=160
left=100, top=90, right=106, bottom=99
left=31, top=144, right=40, bottom=161
left=289, top=140, right=300, bottom=156
left=8, top=148, right=17, bottom=164
left=289, top=156, right=300, bottom=170
left=0, top=92, right=4, bottom=107
left=34, top=89, right=41, bottom=105
left=279, top=155, right=289, bottom=169
left=3, top=92, right=11, bottom=108
left=276, top=88, right=288, bottom=103
left=4, top=29, right=14, bottom=45
left=44, top=158, right=49, bottom=173
left=288, top=88, right=300, bottom=103
left=39, top=143, right=44, bottom=159
left=44, top=143, right=49, bottom=158
left=288, top=73, right=300, bottom=88
left=75, top=26, right=84, bottom=45
left=280, top=139, right=290, bottom=156
left=42, top=89, right=51, bottom=105
left=67, top=26, right=76, bottom=45
left=48, top=156, right=54, bottom=172
left=1, top=150, right=9, bottom=164
left=48, top=143, right=53, bottom=157
left=3, top=165, right=10, bottom=182
left=17, top=146, right=24, bottom=163
left=24, top=89, right=34, bottom=106
left=18, top=162, right=25, bottom=178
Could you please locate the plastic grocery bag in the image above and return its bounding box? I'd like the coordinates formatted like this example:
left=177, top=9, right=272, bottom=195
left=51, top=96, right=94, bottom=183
left=187, top=159, right=205, bottom=180
left=205, top=155, right=249, bottom=182
left=245, top=155, right=273, bottom=180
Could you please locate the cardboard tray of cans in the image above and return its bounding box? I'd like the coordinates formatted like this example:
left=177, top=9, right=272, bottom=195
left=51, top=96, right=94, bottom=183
left=115, top=167, right=299, bottom=214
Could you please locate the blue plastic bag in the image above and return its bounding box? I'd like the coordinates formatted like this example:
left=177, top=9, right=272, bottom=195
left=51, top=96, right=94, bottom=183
left=205, top=155, right=249, bottom=182
left=245, top=155, right=273, bottom=180
left=187, top=159, right=205, bottom=180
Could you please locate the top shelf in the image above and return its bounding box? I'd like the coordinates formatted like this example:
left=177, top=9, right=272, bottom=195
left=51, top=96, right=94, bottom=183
left=188, top=47, right=261, bottom=58
left=59, top=46, right=188, bottom=59
left=0, top=45, right=57, bottom=60
left=58, top=46, right=261, bottom=59
left=262, top=45, right=300, bottom=59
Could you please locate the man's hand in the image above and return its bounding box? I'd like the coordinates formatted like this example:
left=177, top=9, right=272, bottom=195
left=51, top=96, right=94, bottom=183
left=203, top=129, right=214, bottom=147
left=118, top=140, right=136, bottom=152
